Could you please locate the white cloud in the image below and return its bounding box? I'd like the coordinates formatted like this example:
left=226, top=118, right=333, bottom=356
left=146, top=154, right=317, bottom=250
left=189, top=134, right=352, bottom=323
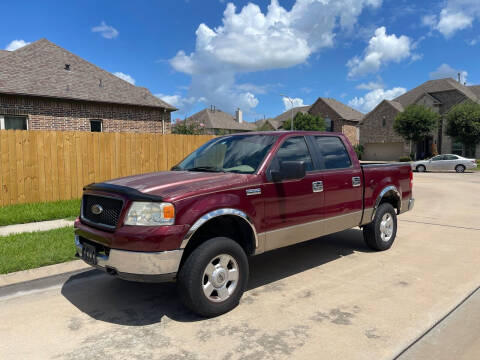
left=113, top=72, right=135, bottom=85
left=349, top=87, right=406, bottom=112
left=170, top=0, right=382, bottom=113
left=437, top=9, right=472, bottom=37
left=5, top=39, right=30, bottom=51
left=422, top=15, right=438, bottom=28
left=92, top=21, right=119, bottom=39
left=347, top=27, right=412, bottom=78
left=155, top=94, right=199, bottom=117
left=356, top=78, right=384, bottom=90
left=424, top=0, right=480, bottom=37
left=429, top=63, right=468, bottom=84
left=282, top=97, right=305, bottom=111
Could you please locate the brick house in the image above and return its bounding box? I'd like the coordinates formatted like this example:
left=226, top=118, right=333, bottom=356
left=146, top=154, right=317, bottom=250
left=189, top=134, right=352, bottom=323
left=183, top=107, right=256, bottom=135
left=0, top=39, right=176, bottom=133
left=360, top=78, right=480, bottom=160
left=267, top=98, right=362, bottom=145
left=308, top=97, right=362, bottom=145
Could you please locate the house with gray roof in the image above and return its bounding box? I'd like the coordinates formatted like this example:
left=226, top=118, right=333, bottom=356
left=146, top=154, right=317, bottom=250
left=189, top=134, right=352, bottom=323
left=269, top=98, right=362, bottom=145
left=182, top=107, right=256, bottom=135
left=360, top=78, right=480, bottom=160
left=0, top=38, right=175, bottom=133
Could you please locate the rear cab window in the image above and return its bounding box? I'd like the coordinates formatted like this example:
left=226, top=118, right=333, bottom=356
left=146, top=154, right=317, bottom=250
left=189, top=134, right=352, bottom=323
left=313, top=136, right=352, bottom=170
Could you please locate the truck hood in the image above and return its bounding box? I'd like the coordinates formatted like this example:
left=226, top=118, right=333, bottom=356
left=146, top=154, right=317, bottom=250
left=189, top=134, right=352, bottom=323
left=104, top=171, right=253, bottom=201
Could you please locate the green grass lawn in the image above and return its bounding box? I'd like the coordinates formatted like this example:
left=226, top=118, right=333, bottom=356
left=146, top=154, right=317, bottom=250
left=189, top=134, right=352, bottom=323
left=0, top=226, right=76, bottom=274
left=0, top=199, right=81, bottom=226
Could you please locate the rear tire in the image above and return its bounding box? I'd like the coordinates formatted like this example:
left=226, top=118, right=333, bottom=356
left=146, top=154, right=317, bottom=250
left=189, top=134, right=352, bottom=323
left=416, top=165, right=426, bottom=172
left=363, top=203, right=397, bottom=251
left=455, top=164, right=465, bottom=173
left=177, top=237, right=249, bottom=317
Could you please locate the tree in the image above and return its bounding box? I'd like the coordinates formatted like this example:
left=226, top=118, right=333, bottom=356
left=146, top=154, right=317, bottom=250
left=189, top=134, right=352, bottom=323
left=445, top=101, right=480, bottom=154
left=283, top=112, right=326, bottom=131
left=171, top=119, right=205, bottom=134
left=393, top=104, right=439, bottom=157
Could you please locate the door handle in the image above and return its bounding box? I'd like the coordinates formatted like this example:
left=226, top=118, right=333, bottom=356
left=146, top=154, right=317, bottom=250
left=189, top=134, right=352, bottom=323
left=352, top=176, right=361, bottom=187
left=312, top=181, right=323, bottom=193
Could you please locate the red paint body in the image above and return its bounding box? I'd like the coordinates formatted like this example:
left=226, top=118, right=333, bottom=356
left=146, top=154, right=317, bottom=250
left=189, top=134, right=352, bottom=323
left=74, top=131, right=413, bottom=252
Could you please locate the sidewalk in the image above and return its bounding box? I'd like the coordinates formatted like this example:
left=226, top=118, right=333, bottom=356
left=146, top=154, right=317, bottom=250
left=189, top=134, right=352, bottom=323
left=0, top=219, right=74, bottom=236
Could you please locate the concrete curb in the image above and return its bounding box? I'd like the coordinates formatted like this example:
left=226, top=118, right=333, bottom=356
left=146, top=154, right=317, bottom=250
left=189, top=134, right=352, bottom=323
left=0, top=219, right=75, bottom=236
left=0, top=260, right=90, bottom=288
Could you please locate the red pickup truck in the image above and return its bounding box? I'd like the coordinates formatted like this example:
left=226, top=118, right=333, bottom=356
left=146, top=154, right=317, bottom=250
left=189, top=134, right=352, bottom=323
left=75, top=131, right=414, bottom=316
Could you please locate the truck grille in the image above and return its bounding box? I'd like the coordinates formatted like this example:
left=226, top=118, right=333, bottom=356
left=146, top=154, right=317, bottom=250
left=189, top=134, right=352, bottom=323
left=82, top=195, right=123, bottom=229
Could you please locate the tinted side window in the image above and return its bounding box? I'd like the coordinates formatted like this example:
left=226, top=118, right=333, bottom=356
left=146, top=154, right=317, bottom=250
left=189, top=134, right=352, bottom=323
left=315, top=136, right=351, bottom=169
left=445, top=155, right=458, bottom=160
left=270, top=136, right=313, bottom=172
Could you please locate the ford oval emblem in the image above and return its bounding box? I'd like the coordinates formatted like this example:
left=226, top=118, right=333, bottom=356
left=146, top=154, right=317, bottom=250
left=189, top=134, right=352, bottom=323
left=91, top=204, right=104, bottom=215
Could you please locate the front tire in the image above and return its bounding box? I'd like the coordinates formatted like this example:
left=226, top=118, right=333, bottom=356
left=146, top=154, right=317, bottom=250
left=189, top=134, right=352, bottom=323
left=363, top=203, right=397, bottom=251
left=177, top=237, right=249, bottom=317
left=416, top=165, right=426, bottom=172
left=455, top=164, right=465, bottom=173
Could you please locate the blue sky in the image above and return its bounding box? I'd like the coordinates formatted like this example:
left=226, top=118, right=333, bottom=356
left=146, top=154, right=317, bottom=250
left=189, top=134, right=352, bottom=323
left=1, top=0, right=479, bottom=122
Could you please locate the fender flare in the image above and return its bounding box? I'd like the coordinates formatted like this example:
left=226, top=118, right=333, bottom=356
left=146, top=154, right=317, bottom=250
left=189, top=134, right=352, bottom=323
left=180, top=208, right=258, bottom=250
left=371, top=185, right=402, bottom=221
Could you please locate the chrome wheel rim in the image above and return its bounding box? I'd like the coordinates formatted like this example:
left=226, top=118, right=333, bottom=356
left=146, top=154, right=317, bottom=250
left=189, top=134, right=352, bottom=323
left=380, top=213, right=394, bottom=242
left=456, top=166, right=464, bottom=173
left=202, top=254, right=239, bottom=302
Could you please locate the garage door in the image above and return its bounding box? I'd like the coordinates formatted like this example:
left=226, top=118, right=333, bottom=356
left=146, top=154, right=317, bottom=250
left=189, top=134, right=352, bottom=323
left=363, top=143, right=404, bottom=161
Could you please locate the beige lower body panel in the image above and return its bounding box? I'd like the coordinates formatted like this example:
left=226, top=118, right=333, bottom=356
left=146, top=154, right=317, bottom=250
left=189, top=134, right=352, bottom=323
left=258, top=211, right=363, bottom=253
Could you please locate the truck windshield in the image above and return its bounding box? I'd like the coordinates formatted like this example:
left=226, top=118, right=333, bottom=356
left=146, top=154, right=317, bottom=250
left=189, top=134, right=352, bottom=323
left=173, top=134, right=278, bottom=174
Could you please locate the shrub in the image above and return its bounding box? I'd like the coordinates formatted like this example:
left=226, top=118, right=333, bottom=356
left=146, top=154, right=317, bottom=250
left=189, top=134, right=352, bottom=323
left=353, top=144, right=364, bottom=160
left=398, top=156, right=412, bottom=162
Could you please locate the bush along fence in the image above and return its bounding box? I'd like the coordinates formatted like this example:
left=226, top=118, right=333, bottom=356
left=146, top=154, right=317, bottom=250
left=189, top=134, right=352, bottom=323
left=0, top=130, right=215, bottom=206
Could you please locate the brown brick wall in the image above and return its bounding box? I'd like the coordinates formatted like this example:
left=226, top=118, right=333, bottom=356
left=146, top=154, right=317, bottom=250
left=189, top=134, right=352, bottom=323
left=0, top=94, right=172, bottom=133
left=308, top=99, right=360, bottom=145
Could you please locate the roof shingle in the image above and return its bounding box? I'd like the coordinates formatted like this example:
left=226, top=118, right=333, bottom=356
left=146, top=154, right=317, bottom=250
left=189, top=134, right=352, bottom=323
left=187, top=108, right=256, bottom=131
left=0, top=39, right=176, bottom=110
left=314, top=97, right=364, bottom=122
left=393, top=78, right=479, bottom=107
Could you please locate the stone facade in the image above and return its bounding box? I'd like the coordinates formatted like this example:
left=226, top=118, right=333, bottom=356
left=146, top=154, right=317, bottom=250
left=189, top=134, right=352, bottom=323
left=0, top=94, right=172, bottom=133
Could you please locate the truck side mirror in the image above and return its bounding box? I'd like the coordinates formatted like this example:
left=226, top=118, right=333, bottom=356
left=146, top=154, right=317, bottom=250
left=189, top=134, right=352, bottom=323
left=271, top=161, right=306, bottom=182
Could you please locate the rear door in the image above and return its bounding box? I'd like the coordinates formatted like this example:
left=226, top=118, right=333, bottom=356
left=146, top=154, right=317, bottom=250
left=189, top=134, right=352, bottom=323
left=263, top=135, right=325, bottom=251
left=312, top=135, right=363, bottom=233
left=444, top=154, right=459, bottom=170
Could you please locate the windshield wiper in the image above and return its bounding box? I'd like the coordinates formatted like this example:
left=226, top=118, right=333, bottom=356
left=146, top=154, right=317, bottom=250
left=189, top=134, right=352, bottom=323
left=187, top=166, right=225, bottom=173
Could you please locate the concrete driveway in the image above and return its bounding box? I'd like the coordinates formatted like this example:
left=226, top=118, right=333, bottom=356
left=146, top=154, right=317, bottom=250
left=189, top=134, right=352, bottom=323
left=1, top=172, right=479, bottom=360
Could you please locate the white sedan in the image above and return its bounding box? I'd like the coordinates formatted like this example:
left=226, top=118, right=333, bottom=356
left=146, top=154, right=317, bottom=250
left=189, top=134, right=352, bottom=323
left=412, top=154, right=477, bottom=173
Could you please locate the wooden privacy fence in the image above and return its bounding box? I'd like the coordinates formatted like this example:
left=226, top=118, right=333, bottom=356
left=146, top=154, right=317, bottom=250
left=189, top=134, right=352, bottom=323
left=0, top=130, right=215, bottom=206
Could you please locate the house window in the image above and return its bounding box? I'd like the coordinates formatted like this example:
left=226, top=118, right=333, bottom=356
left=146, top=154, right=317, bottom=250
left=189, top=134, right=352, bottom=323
left=90, top=119, right=102, bottom=132
left=325, top=117, right=334, bottom=132
left=0, top=115, right=28, bottom=130
left=382, top=116, right=386, bottom=127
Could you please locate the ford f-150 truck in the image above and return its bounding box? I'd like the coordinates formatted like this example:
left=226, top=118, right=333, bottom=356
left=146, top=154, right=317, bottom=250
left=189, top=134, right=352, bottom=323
left=74, top=131, right=414, bottom=316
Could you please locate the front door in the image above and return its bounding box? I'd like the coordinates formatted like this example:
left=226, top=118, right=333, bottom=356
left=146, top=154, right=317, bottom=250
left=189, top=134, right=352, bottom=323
left=428, top=155, right=446, bottom=171
left=262, top=136, right=324, bottom=251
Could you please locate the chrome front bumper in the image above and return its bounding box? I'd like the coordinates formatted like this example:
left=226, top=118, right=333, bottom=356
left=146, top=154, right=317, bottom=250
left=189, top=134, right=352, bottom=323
left=75, top=235, right=183, bottom=282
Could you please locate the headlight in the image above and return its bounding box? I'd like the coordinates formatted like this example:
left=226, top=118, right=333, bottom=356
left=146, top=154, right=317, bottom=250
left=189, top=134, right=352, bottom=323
left=124, top=202, right=175, bottom=226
